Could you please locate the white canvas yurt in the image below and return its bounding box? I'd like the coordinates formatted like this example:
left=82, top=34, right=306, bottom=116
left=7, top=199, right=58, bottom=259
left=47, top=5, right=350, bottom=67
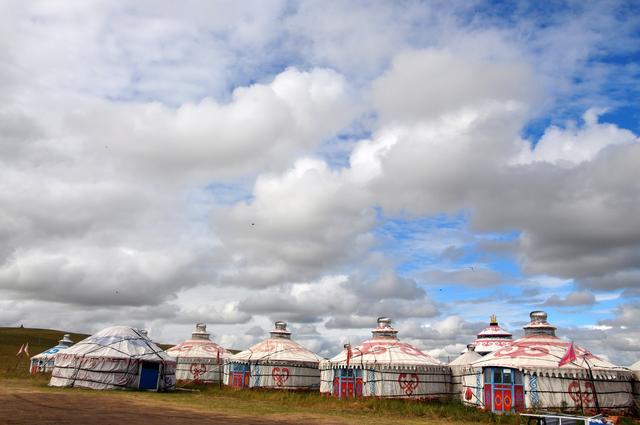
left=631, top=360, right=640, bottom=413
left=449, top=343, right=483, bottom=405
left=29, top=334, right=74, bottom=374
left=50, top=326, right=176, bottom=391
left=225, top=321, right=323, bottom=390
left=470, top=311, right=633, bottom=414
left=320, top=317, right=450, bottom=399
left=166, top=323, right=230, bottom=384
left=470, top=315, right=513, bottom=356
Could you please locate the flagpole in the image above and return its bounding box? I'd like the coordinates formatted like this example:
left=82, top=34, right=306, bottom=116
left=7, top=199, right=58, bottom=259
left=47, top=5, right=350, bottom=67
left=583, top=356, right=601, bottom=414
left=217, top=351, right=222, bottom=390
left=12, top=353, right=24, bottom=372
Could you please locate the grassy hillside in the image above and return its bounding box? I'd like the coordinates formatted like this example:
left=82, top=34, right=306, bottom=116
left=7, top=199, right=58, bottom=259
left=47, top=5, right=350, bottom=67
left=0, top=326, right=177, bottom=376
left=0, top=327, right=90, bottom=378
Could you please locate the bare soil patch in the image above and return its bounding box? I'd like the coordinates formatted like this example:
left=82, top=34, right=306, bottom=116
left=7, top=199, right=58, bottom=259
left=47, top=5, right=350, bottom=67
left=0, top=387, right=346, bottom=425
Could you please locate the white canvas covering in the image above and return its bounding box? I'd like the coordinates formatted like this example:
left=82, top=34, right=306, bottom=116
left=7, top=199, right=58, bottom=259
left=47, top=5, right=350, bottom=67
left=320, top=317, right=450, bottom=399
left=30, top=334, right=74, bottom=374
left=450, top=344, right=483, bottom=405
left=166, top=323, right=230, bottom=384
left=469, top=315, right=513, bottom=355
left=470, top=311, right=633, bottom=413
left=50, top=326, right=176, bottom=391
left=225, top=321, right=323, bottom=390
left=631, top=360, right=640, bottom=413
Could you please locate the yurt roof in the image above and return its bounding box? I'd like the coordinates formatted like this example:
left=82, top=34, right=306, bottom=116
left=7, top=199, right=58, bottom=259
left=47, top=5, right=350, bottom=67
left=449, top=344, right=482, bottom=367
left=31, top=334, right=74, bottom=360
left=472, top=311, right=630, bottom=375
left=166, top=323, right=230, bottom=359
left=231, top=321, right=323, bottom=364
left=59, top=326, right=173, bottom=362
left=325, top=317, right=442, bottom=369
left=471, top=314, right=513, bottom=354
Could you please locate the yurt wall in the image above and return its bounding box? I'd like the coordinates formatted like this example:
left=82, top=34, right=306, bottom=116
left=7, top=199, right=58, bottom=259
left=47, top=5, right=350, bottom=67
left=30, top=334, right=74, bottom=374
left=225, top=321, right=322, bottom=390
left=469, top=311, right=633, bottom=414
left=167, top=323, right=229, bottom=384
left=449, top=344, right=483, bottom=405
left=50, top=326, right=176, bottom=391
left=320, top=317, right=451, bottom=399
left=631, top=361, right=640, bottom=414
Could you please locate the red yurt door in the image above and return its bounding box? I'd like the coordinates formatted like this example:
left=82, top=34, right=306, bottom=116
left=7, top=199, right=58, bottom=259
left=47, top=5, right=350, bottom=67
left=333, top=368, right=363, bottom=398
left=483, top=368, right=524, bottom=413
left=229, top=363, right=250, bottom=388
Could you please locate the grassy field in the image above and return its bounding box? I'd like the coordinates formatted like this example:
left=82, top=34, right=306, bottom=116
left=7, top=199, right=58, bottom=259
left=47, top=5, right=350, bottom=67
left=0, top=327, right=635, bottom=425
left=0, top=327, right=90, bottom=377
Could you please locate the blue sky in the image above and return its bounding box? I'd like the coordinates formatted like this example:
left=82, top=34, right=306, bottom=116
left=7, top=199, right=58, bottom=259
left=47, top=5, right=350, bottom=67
left=0, top=0, right=638, bottom=365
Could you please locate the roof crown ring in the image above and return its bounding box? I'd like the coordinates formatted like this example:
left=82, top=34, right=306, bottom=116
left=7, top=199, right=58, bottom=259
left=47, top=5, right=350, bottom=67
left=59, top=334, right=74, bottom=347
left=523, top=310, right=557, bottom=337
left=371, top=317, right=399, bottom=339
left=270, top=321, right=292, bottom=339
left=192, top=323, right=211, bottom=340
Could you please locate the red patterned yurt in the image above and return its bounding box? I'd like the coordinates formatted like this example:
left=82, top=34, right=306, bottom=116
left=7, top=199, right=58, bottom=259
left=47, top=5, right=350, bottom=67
left=30, top=334, right=74, bottom=374
left=319, top=317, right=450, bottom=399
left=225, top=321, right=323, bottom=390
left=49, top=326, right=176, bottom=391
left=166, top=323, right=230, bottom=384
left=470, top=311, right=633, bottom=414
left=470, top=315, right=513, bottom=355
left=449, top=343, right=483, bottom=405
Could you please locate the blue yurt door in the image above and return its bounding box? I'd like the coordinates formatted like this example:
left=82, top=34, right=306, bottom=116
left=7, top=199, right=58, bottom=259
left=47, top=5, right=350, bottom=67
left=229, top=363, right=250, bottom=388
left=483, top=368, right=524, bottom=413
left=139, top=362, right=160, bottom=390
left=332, top=368, right=363, bottom=398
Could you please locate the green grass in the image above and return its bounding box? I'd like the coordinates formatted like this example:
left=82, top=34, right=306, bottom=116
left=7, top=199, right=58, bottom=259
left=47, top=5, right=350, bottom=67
left=0, top=327, right=90, bottom=378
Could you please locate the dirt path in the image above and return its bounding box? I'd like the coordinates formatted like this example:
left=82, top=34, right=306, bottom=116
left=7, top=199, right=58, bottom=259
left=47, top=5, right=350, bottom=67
left=0, top=389, right=347, bottom=425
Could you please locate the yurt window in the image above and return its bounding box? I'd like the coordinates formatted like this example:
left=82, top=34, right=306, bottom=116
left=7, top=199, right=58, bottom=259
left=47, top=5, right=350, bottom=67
left=333, top=368, right=363, bottom=399
left=483, top=367, right=524, bottom=413
left=229, top=363, right=250, bottom=389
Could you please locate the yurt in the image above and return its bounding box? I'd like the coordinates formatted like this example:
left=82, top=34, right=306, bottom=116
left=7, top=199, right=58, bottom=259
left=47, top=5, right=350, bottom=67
left=50, top=326, right=176, bottom=391
left=225, top=321, right=323, bottom=390
left=166, top=323, right=230, bottom=384
left=470, top=311, right=633, bottom=414
left=29, top=334, right=74, bottom=374
left=319, top=317, right=450, bottom=399
left=449, top=343, right=483, bottom=405
left=470, top=314, right=513, bottom=355
left=631, top=360, right=640, bottom=413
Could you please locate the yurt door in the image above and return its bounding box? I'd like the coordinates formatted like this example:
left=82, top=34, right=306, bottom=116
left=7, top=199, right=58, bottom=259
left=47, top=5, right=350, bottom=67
left=230, top=363, right=250, bottom=388
left=334, top=368, right=363, bottom=398
left=483, top=368, right=524, bottom=413
left=139, top=362, right=161, bottom=390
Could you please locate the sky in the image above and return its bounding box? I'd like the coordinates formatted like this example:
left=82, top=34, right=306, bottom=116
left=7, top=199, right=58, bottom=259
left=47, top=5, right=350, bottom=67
left=1, top=0, right=639, bottom=365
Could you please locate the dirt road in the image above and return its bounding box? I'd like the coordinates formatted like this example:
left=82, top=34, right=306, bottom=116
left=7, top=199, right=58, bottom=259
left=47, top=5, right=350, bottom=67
left=0, top=388, right=346, bottom=425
